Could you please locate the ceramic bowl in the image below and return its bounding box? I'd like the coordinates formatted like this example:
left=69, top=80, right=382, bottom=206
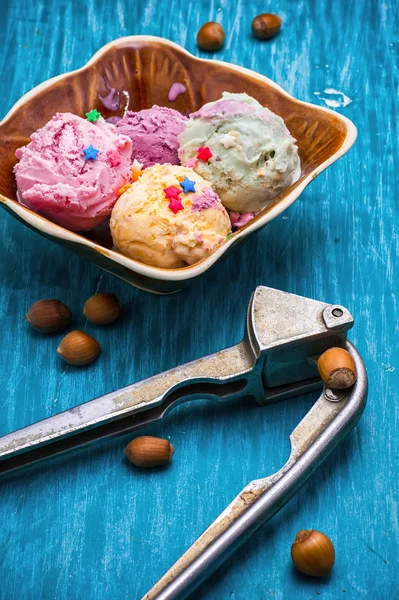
left=0, top=36, right=356, bottom=294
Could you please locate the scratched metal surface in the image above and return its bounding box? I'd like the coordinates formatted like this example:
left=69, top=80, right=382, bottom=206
left=0, top=0, right=398, bottom=598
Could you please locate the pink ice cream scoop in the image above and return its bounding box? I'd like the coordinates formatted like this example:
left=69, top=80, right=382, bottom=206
left=14, top=112, right=132, bottom=231
left=115, top=106, right=187, bottom=168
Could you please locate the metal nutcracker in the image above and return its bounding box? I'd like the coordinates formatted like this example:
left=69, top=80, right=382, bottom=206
left=0, top=286, right=368, bottom=600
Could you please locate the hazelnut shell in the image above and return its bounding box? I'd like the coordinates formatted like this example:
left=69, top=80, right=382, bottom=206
left=26, top=299, right=72, bottom=333
left=57, top=330, right=101, bottom=366
left=83, top=293, right=122, bottom=325
left=317, top=347, right=357, bottom=389
left=291, top=529, right=335, bottom=577
left=252, top=13, right=282, bottom=40
left=196, top=22, right=225, bottom=51
left=124, top=436, right=174, bottom=468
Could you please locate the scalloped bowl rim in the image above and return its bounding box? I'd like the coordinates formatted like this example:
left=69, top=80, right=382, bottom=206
left=0, top=35, right=357, bottom=283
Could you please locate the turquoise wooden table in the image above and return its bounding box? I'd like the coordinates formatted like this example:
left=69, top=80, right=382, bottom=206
left=1, top=0, right=398, bottom=598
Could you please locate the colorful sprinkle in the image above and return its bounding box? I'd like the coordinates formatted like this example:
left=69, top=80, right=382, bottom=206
left=194, top=233, right=204, bottom=244
left=163, top=186, right=182, bottom=201
left=163, top=186, right=184, bottom=213
left=85, top=109, right=102, bottom=122
left=168, top=198, right=184, bottom=214
left=179, top=176, right=196, bottom=193
left=117, top=184, right=132, bottom=197
left=131, top=159, right=143, bottom=182
left=82, top=145, right=100, bottom=160
left=220, top=133, right=236, bottom=149
left=197, top=147, right=213, bottom=162
left=185, top=157, right=198, bottom=169
left=226, top=233, right=234, bottom=240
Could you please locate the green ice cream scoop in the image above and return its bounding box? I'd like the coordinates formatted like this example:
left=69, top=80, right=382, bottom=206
left=178, top=93, right=300, bottom=213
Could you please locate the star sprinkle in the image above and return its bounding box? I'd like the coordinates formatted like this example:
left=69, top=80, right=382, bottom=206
left=163, top=186, right=184, bottom=214
left=168, top=198, right=184, bottom=214
left=163, top=186, right=182, bottom=201
left=82, top=144, right=100, bottom=160
left=220, top=133, right=236, bottom=149
left=85, top=109, right=102, bottom=122
left=131, top=159, right=144, bottom=182
left=179, top=176, right=196, bottom=193
left=197, top=146, right=213, bottom=162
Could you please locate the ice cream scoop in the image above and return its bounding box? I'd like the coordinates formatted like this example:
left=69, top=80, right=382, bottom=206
left=116, top=106, right=188, bottom=168
left=178, top=92, right=299, bottom=212
left=14, top=112, right=132, bottom=231
left=110, top=164, right=231, bottom=269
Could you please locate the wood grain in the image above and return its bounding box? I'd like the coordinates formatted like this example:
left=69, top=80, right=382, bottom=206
left=0, top=0, right=398, bottom=599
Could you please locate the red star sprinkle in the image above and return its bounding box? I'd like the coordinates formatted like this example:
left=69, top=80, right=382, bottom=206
left=197, top=147, right=213, bottom=162
left=168, top=198, right=184, bottom=214
left=163, top=186, right=181, bottom=200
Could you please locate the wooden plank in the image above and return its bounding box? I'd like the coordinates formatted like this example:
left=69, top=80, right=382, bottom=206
left=0, top=0, right=397, bottom=598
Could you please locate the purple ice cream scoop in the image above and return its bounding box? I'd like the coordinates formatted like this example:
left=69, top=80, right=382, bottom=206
left=116, top=106, right=188, bottom=168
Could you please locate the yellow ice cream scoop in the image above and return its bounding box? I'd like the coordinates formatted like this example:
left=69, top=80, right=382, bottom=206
left=110, top=164, right=231, bottom=268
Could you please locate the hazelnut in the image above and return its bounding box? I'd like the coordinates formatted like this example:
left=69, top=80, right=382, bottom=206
left=197, top=22, right=225, bottom=51
left=317, top=347, right=357, bottom=389
left=57, top=330, right=101, bottom=366
left=124, top=436, right=174, bottom=468
left=291, top=530, right=335, bottom=577
left=83, top=292, right=122, bottom=325
left=25, top=299, right=72, bottom=333
left=252, top=13, right=282, bottom=40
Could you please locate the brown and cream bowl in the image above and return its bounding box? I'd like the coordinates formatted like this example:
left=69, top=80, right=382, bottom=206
left=0, top=36, right=356, bottom=294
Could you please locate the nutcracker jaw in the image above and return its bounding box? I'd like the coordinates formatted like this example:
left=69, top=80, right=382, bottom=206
left=247, top=286, right=354, bottom=404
